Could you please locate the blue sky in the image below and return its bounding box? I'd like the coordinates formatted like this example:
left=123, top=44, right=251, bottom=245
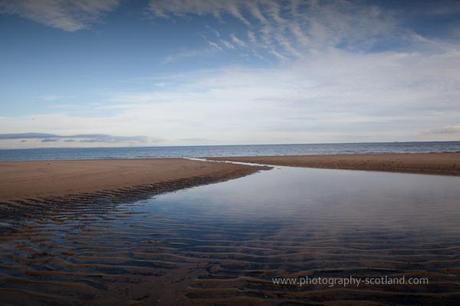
left=1, top=0, right=460, bottom=148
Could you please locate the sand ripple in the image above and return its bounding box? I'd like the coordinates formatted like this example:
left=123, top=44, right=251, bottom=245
left=1, top=168, right=459, bottom=305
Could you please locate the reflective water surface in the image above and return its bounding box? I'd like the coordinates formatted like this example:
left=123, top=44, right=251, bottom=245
left=2, top=141, right=460, bottom=161
left=1, top=167, right=459, bottom=305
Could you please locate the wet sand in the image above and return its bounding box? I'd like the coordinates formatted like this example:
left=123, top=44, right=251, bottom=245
left=209, top=152, right=460, bottom=176
left=0, top=159, right=267, bottom=219
left=1, top=167, right=459, bottom=305
left=1, top=155, right=459, bottom=305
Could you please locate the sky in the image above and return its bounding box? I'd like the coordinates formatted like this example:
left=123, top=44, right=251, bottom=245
left=0, top=0, right=460, bottom=148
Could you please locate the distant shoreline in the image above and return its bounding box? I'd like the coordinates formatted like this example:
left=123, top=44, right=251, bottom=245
left=209, top=152, right=460, bottom=177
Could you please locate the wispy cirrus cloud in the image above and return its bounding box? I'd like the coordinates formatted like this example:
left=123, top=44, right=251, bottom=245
left=149, top=0, right=404, bottom=61
left=149, top=0, right=460, bottom=65
left=149, top=0, right=252, bottom=24
left=0, top=0, right=120, bottom=31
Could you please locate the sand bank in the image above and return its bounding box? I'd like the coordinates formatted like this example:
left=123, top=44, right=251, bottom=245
left=210, top=152, right=460, bottom=176
left=0, top=158, right=265, bottom=204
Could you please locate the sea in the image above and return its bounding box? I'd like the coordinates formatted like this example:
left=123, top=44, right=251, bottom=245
left=0, top=141, right=459, bottom=161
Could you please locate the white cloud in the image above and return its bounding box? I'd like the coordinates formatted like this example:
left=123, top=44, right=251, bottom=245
left=0, top=0, right=120, bottom=31
left=230, top=34, right=246, bottom=48
left=1, top=1, right=459, bottom=147
left=2, top=47, right=460, bottom=146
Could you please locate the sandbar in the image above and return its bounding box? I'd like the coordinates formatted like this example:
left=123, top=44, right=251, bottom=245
left=0, top=158, right=265, bottom=203
left=210, top=152, right=460, bottom=176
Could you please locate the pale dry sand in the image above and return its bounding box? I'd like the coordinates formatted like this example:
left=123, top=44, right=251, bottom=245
left=210, top=152, right=460, bottom=176
left=0, top=158, right=265, bottom=202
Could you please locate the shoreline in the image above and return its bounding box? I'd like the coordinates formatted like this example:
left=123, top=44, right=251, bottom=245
left=0, top=159, right=268, bottom=219
left=1, top=152, right=459, bottom=219
left=209, top=152, right=460, bottom=176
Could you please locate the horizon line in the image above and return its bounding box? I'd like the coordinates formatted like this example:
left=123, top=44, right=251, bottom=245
left=1, top=140, right=460, bottom=151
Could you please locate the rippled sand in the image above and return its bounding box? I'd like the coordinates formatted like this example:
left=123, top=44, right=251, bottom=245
left=0, top=158, right=265, bottom=201
left=0, top=167, right=459, bottom=305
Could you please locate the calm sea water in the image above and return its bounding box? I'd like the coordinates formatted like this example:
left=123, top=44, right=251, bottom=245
left=1, top=141, right=459, bottom=161
left=1, top=167, right=459, bottom=304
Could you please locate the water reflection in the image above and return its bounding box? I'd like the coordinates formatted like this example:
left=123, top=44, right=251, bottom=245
left=1, top=167, right=459, bottom=305
left=143, top=167, right=460, bottom=233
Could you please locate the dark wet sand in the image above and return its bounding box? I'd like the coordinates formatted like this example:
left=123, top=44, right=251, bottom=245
left=209, top=152, right=460, bottom=176
left=0, top=158, right=459, bottom=305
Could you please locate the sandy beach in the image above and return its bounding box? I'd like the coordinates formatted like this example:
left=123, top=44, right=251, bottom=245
left=210, top=152, right=460, bottom=176
left=2, top=153, right=458, bottom=204
left=0, top=158, right=266, bottom=205
left=1, top=157, right=459, bottom=305
left=0, top=155, right=459, bottom=305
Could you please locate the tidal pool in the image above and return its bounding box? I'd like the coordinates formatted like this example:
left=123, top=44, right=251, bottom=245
left=1, top=167, right=459, bottom=305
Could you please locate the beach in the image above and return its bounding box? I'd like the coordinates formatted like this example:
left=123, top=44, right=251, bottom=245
left=1, top=153, right=459, bottom=205
left=210, top=152, right=460, bottom=176
left=1, top=154, right=460, bottom=305
left=0, top=157, right=459, bottom=305
left=3, top=1, right=459, bottom=304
